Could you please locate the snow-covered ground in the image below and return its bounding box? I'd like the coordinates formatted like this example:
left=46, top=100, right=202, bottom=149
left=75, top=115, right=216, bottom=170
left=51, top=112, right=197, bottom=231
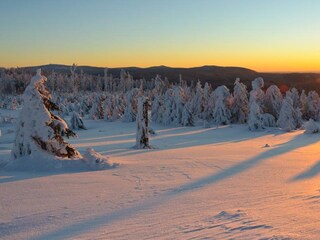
left=0, top=113, right=319, bottom=239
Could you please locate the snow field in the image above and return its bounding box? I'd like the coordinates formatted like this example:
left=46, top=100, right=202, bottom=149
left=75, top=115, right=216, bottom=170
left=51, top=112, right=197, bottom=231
left=0, top=118, right=319, bottom=239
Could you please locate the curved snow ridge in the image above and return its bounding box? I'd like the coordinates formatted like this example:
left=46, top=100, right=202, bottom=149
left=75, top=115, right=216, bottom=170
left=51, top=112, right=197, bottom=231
left=2, top=148, right=118, bottom=172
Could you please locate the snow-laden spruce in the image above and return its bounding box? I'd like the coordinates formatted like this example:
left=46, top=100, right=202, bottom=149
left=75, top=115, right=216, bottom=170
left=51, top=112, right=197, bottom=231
left=248, top=77, right=276, bottom=131
left=277, top=93, right=301, bottom=131
left=248, top=97, right=265, bottom=131
left=299, top=90, right=307, bottom=118
left=89, top=93, right=105, bottom=120
left=70, top=111, right=86, bottom=130
left=12, top=69, right=81, bottom=159
left=123, top=88, right=139, bottom=122
left=231, top=78, right=249, bottom=124
left=250, top=77, right=265, bottom=107
left=190, top=81, right=203, bottom=119
left=151, top=95, right=163, bottom=124
left=9, top=70, right=116, bottom=171
left=264, top=85, right=283, bottom=119
left=181, top=101, right=195, bottom=127
left=135, top=96, right=152, bottom=149
left=202, top=82, right=212, bottom=121
left=212, top=85, right=231, bottom=125
left=306, top=91, right=320, bottom=121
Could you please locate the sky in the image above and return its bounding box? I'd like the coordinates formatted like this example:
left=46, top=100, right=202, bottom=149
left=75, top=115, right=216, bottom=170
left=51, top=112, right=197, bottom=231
left=0, top=0, right=320, bottom=72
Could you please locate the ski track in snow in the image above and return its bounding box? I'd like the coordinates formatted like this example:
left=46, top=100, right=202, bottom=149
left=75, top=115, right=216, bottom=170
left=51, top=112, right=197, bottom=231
left=0, top=117, right=320, bottom=239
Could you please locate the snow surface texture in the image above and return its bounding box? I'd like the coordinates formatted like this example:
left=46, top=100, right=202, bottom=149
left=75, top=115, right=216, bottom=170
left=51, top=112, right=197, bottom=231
left=1, top=115, right=319, bottom=239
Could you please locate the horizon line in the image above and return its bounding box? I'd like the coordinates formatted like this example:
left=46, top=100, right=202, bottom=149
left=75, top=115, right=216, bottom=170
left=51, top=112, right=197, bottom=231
left=1, top=63, right=320, bottom=74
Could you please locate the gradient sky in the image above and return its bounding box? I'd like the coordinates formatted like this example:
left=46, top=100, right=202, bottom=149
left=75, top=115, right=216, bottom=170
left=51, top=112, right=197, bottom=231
left=1, top=0, right=320, bottom=72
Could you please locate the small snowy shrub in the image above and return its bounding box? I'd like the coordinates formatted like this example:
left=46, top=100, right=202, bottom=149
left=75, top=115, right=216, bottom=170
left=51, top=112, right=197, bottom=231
left=303, top=119, right=320, bottom=134
left=262, top=113, right=276, bottom=127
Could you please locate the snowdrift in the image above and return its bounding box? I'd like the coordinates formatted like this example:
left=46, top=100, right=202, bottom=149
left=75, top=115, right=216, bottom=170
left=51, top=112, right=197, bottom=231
left=2, top=148, right=118, bottom=172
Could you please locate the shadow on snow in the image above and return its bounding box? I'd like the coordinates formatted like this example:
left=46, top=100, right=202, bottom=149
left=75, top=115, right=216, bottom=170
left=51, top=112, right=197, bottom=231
left=24, top=131, right=319, bottom=240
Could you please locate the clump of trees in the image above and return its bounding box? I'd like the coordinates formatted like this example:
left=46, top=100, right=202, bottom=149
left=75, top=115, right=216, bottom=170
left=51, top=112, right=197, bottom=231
left=2, top=65, right=320, bottom=135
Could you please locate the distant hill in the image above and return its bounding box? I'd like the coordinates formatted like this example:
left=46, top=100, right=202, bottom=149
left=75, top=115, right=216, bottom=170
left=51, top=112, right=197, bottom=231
left=20, top=64, right=320, bottom=92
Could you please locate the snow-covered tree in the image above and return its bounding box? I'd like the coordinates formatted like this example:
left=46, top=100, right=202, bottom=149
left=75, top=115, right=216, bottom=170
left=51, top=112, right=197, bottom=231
left=181, top=101, right=195, bottom=126
left=89, top=94, right=105, bottom=120
left=135, top=96, right=152, bottom=149
left=104, top=95, right=113, bottom=121
left=151, top=95, right=163, bottom=124
left=202, top=82, right=212, bottom=120
left=172, top=86, right=186, bottom=125
left=12, top=69, right=81, bottom=159
left=290, top=88, right=300, bottom=109
left=294, top=106, right=303, bottom=129
left=307, top=91, right=320, bottom=120
left=162, top=89, right=175, bottom=125
left=277, top=93, right=299, bottom=131
left=123, top=89, right=138, bottom=122
left=70, top=111, right=86, bottom=130
left=190, top=81, right=203, bottom=118
left=212, top=85, right=231, bottom=125
left=248, top=77, right=270, bottom=131
left=299, top=90, right=307, bottom=118
left=203, top=90, right=215, bottom=127
left=250, top=77, right=265, bottom=107
left=248, top=97, right=265, bottom=131
left=231, top=78, right=249, bottom=123
left=264, top=85, right=283, bottom=119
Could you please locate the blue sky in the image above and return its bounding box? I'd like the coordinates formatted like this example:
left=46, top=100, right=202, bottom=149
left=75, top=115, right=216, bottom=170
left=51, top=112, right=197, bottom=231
left=1, top=0, right=320, bottom=71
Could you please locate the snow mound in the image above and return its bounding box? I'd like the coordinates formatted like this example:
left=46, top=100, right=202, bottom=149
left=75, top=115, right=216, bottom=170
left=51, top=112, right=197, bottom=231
left=2, top=148, right=118, bottom=172
left=82, top=148, right=119, bottom=170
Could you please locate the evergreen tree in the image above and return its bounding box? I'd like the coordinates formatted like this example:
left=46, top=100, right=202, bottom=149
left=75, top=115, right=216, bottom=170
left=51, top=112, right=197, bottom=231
left=231, top=78, right=249, bottom=123
left=181, top=101, right=195, bottom=126
left=89, top=93, right=105, bottom=120
left=151, top=95, right=163, bottom=124
left=190, top=81, right=203, bottom=118
left=12, top=69, right=81, bottom=159
left=123, top=89, right=138, bottom=122
left=248, top=77, right=267, bottom=131
left=202, top=82, right=212, bottom=120
left=264, top=85, right=283, bottom=119
left=277, top=93, right=298, bottom=131
left=307, top=91, right=320, bottom=120
left=250, top=77, right=265, bottom=107
left=299, top=90, right=307, bottom=119
left=70, top=111, right=86, bottom=130
left=212, top=85, right=231, bottom=125
left=248, top=97, right=265, bottom=131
